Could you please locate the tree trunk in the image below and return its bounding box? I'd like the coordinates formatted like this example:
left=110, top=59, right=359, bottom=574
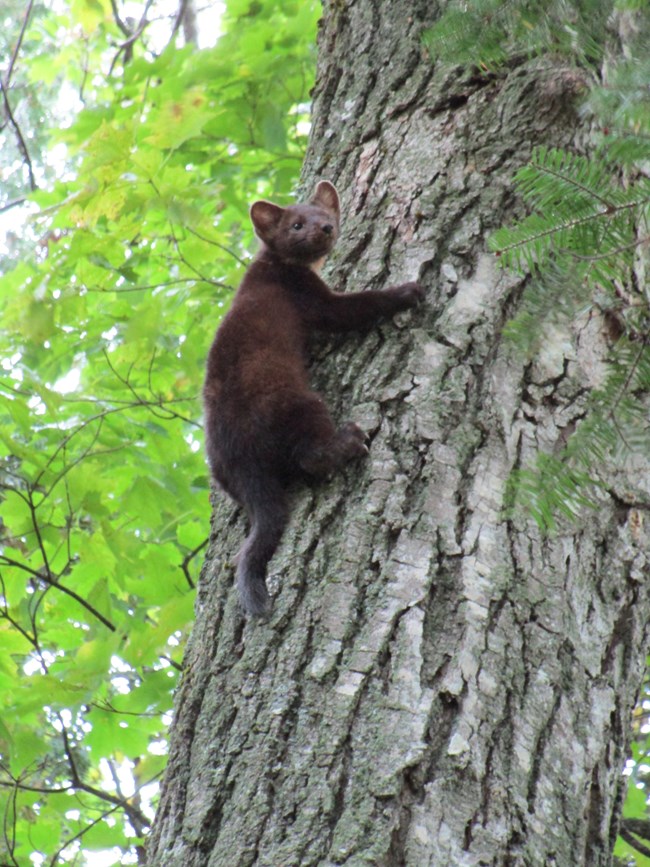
left=147, top=2, right=650, bottom=865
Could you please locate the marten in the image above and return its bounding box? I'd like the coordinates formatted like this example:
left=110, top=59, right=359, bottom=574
left=203, top=181, right=424, bottom=616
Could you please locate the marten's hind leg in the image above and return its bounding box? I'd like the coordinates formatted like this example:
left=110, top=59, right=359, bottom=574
left=285, top=394, right=369, bottom=478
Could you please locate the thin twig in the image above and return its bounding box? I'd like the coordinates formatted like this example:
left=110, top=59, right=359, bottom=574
left=1, top=0, right=37, bottom=193
left=2, top=777, right=20, bottom=867
left=109, top=0, right=131, bottom=36
left=537, top=160, right=615, bottom=212
left=109, top=0, right=155, bottom=74
left=620, top=824, right=650, bottom=859
left=497, top=198, right=645, bottom=258
left=183, top=224, right=248, bottom=267
left=167, top=0, right=190, bottom=46
left=3, top=0, right=35, bottom=86
left=180, top=537, right=209, bottom=589
left=0, top=573, right=44, bottom=668
left=48, top=803, right=122, bottom=867
left=160, top=653, right=184, bottom=672
left=11, top=549, right=117, bottom=631
left=0, top=196, right=27, bottom=214
left=59, top=721, right=150, bottom=831
left=562, top=235, right=650, bottom=262
left=0, top=80, right=36, bottom=191
left=606, top=334, right=648, bottom=424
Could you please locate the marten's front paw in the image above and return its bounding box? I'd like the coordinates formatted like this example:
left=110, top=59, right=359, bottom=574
left=338, top=422, right=370, bottom=460
left=390, top=281, right=426, bottom=309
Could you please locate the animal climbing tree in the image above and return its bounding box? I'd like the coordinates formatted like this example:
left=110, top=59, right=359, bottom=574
left=147, top=2, right=650, bottom=866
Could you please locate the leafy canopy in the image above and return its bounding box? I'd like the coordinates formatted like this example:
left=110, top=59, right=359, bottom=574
left=0, top=0, right=319, bottom=864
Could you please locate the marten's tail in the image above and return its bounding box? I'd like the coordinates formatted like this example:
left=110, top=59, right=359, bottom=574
left=237, top=479, right=288, bottom=617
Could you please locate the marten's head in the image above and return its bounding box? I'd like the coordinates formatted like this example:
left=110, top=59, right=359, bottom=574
left=250, top=181, right=340, bottom=268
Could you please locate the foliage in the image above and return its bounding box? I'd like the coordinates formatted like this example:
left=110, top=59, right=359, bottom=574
left=0, top=0, right=319, bottom=864
left=423, top=0, right=611, bottom=70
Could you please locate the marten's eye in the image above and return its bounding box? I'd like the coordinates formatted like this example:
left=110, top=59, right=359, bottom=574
left=292, top=222, right=303, bottom=230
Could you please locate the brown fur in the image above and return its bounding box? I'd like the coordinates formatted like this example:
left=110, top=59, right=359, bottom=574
left=203, top=181, right=424, bottom=616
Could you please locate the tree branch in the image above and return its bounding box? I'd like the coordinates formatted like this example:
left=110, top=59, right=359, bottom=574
left=160, top=653, right=184, bottom=672
left=109, top=0, right=155, bottom=74
left=0, top=81, right=36, bottom=192
left=620, top=821, right=650, bottom=858
left=0, top=196, right=27, bottom=214
left=109, top=0, right=131, bottom=36
left=180, top=537, right=209, bottom=589
left=3, top=0, right=35, bottom=86
left=167, top=0, right=191, bottom=46
left=59, top=722, right=151, bottom=833
left=183, top=223, right=249, bottom=267
left=1, top=0, right=37, bottom=194
left=48, top=803, right=122, bottom=867
left=4, top=544, right=117, bottom=632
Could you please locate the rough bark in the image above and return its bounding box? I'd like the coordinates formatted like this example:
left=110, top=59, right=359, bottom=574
left=147, top=2, right=650, bottom=865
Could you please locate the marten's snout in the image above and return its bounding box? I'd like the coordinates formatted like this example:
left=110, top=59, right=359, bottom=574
left=321, top=223, right=334, bottom=235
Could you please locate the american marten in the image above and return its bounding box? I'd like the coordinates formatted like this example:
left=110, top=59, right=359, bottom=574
left=203, top=181, right=424, bottom=616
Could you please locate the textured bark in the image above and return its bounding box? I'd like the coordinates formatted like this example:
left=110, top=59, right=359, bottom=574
left=147, top=2, right=650, bottom=865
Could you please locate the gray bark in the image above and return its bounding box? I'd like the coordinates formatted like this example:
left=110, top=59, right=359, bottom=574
left=147, top=2, right=650, bottom=865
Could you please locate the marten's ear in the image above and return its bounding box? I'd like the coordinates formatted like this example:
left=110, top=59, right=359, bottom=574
left=310, top=181, right=340, bottom=222
left=250, top=200, right=284, bottom=243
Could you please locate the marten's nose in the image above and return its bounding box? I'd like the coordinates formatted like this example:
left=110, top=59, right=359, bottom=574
left=322, top=223, right=333, bottom=235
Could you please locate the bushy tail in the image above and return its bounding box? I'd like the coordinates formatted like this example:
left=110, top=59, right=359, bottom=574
left=237, top=480, right=288, bottom=617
